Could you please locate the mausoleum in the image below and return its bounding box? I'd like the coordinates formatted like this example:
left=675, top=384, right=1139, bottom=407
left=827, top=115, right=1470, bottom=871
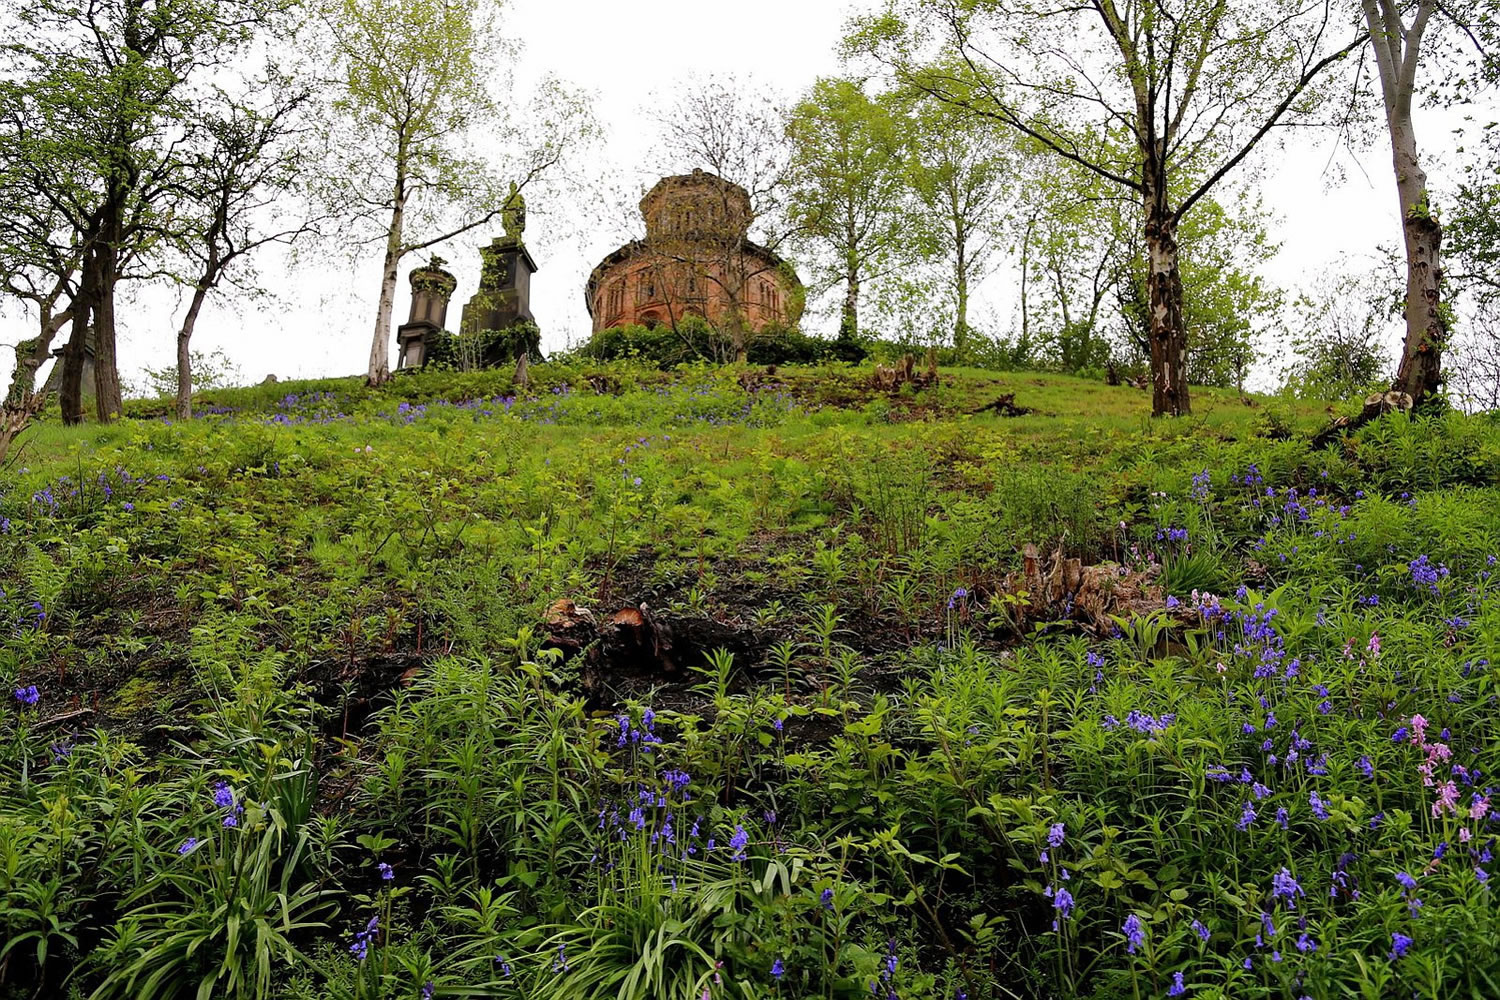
left=585, top=170, right=803, bottom=334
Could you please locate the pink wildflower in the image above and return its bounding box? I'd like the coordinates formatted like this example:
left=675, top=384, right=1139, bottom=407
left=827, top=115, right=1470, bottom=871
left=1433, top=781, right=1460, bottom=818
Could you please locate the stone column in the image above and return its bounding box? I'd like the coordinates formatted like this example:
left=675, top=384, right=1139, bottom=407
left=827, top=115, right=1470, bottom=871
left=396, top=259, right=457, bottom=370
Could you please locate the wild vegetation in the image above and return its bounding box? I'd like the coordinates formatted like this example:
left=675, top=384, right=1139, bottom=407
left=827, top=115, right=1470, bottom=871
left=1, top=362, right=1498, bottom=999
left=2, top=1, right=1499, bottom=998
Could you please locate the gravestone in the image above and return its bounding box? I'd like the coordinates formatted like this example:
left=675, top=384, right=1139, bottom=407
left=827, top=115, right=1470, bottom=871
left=457, top=185, right=537, bottom=367
left=396, top=257, right=458, bottom=370
left=41, top=331, right=96, bottom=403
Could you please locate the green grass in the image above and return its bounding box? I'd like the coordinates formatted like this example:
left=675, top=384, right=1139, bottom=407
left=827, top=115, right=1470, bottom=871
left=0, top=361, right=1497, bottom=1000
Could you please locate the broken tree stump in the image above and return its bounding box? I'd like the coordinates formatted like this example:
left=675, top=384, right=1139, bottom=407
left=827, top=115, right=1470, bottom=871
left=1310, top=391, right=1414, bottom=449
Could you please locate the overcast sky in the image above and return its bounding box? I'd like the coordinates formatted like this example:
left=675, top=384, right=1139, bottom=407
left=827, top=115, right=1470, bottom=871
left=1, top=0, right=1490, bottom=393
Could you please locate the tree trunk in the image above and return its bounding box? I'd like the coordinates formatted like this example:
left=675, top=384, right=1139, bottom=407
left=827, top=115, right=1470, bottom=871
left=1018, top=215, right=1035, bottom=359
left=725, top=303, right=748, bottom=364
left=1143, top=200, right=1191, bottom=417
left=1387, top=115, right=1445, bottom=404
left=1362, top=0, right=1444, bottom=406
left=368, top=195, right=406, bottom=385
left=954, top=246, right=969, bottom=357
left=7, top=305, right=71, bottom=406
left=727, top=245, right=749, bottom=363
left=61, top=248, right=99, bottom=425
left=840, top=273, right=860, bottom=342
left=175, top=285, right=210, bottom=420
left=92, top=233, right=124, bottom=422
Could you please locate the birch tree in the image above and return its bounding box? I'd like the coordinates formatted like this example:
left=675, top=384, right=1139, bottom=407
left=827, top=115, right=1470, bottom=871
left=316, top=0, right=594, bottom=385
left=849, top=1, right=1366, bottom=415
left=786, top=77, right=916, bottom=344
left=1360, top=1, right=1497, bottom=405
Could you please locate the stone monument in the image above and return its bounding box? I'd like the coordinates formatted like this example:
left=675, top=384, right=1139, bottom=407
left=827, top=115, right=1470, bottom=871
left=457, top=184, right=538, bottom=367
left=41, top=331, right=96, bottom=404
left=396, top=257, right=457, bottom=370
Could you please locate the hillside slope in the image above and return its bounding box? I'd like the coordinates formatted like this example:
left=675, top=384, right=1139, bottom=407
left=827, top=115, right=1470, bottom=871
left=1, top=363, right=1497, bottom=999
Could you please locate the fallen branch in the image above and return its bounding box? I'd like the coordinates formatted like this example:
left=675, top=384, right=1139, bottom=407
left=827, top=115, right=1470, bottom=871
left=39, top=707, right=95, bottom=729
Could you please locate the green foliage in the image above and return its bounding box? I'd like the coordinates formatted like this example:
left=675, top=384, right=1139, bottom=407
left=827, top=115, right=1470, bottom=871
left=139, top=349, right=245, bottom=399
left=426, top=319, right=543, bottom=371
left=787, top=77, right=917, bottom=341
left=579, top=319, right=856, bottom=368
left=1280, top=264, right=1399, bottom=401
left=2, top=362, right=1500, bottom=999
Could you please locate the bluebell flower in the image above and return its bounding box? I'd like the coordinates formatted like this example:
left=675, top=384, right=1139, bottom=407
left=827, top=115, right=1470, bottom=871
left=1271, top=868, right=1304, bottom=905
left=1121, top=913, right=1145, bottom=954
left=771, top=958, right=785, bottom=980
left=1051, top=885, right=1075, bottom=928
left=213, top=783, right=235, bottom=810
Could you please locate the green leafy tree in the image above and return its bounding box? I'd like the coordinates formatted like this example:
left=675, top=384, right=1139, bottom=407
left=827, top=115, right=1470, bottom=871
left=849, top=0, right=1366, bottom=416
left=1447, top=127, right=1500, bottom=410
left=902, top=94, right=1013, bottom=359
left=1116, top=194, right=1282, bottom=390
left=0, top=126, right=81, bottom=406
left=141, top=348, right=245, bottom=400
left=314, top=0, right=595, bottom=385
left=1011, top=145, right=1134, bottom=373
left=2, top=0, right=299, bottom=424
left=786, top=77, right=917, bottom=346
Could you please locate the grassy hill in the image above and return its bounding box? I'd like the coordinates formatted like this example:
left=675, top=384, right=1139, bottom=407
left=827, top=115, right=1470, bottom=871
left=1, top=362, right=1498, bottom=999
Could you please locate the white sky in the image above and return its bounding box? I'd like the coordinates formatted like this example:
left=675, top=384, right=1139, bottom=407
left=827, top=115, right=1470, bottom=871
left=0, top=0, right=1490, bottom=393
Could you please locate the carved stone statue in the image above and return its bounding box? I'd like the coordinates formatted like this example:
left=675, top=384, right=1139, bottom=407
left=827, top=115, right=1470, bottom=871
left=501, top=183, right=526, bottom=243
